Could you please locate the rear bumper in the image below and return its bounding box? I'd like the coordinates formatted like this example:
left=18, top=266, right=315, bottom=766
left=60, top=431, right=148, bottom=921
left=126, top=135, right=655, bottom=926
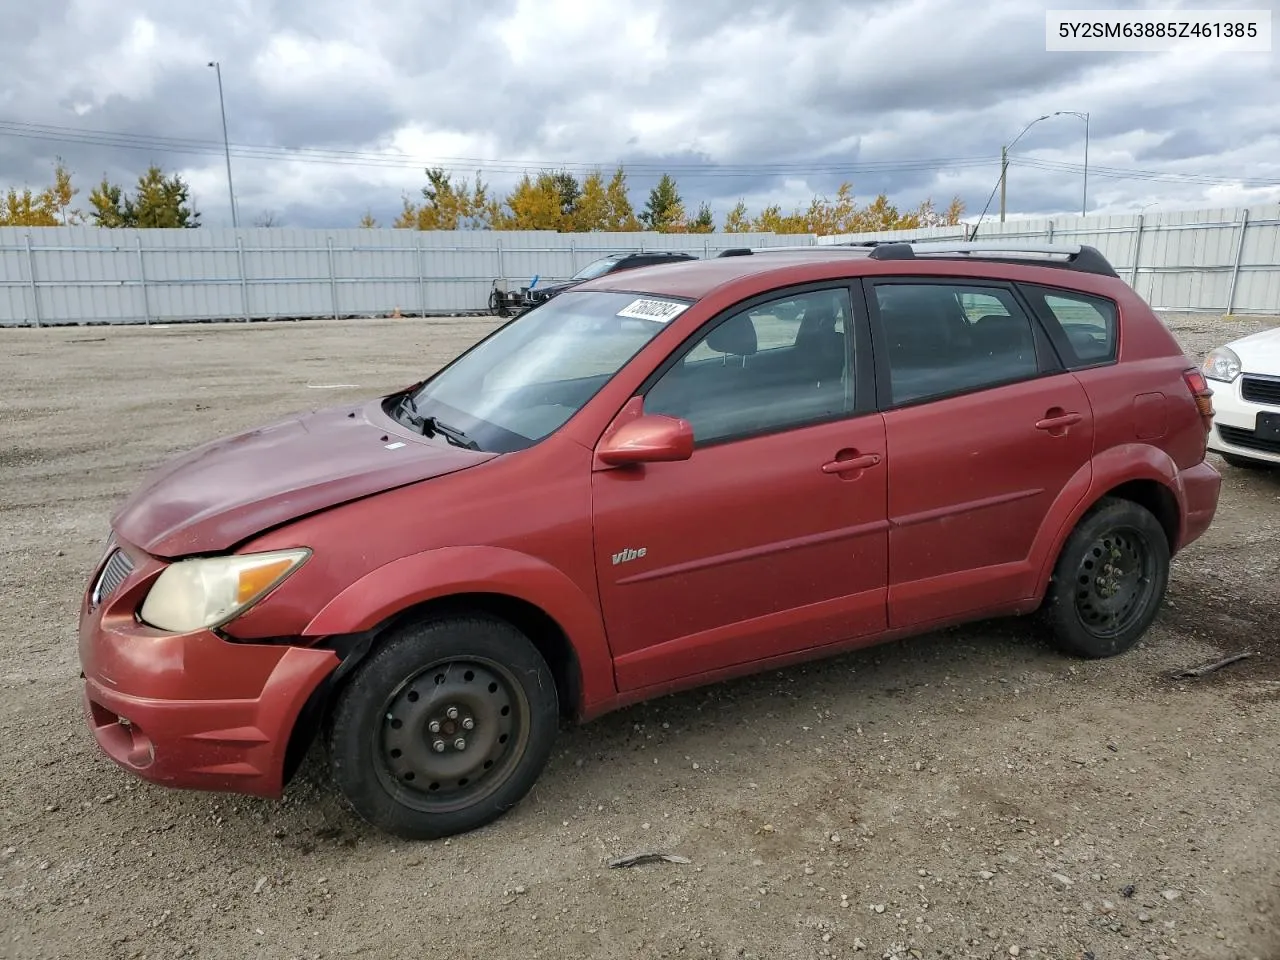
left=78, top=550, right=339, bottom=798
left=1177, top=459, right=1222, bottom=551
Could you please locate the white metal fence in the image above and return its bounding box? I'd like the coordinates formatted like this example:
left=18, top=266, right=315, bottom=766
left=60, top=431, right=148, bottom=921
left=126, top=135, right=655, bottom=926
left=1, top=203, right=1278, bottom=326
left=817, top=203, right=1280, bottom=316
left=0, top=228, right=808, bottom=327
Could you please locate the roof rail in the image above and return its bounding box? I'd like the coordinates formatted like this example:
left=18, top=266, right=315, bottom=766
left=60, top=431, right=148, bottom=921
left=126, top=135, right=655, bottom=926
left=867, top=241, right=1118, bottom=278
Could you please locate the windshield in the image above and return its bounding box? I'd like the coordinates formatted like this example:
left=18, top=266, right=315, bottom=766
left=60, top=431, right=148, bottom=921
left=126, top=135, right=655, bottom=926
left=570, top=257, right=622, bottom=281
left=408, top=289, right=689, bottom=453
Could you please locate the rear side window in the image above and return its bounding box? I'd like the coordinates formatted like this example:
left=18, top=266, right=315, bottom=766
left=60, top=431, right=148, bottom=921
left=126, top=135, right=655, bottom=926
left=872, top=282, right=1040, bottom=406
left=1021, top=285, right=1118, bottom=367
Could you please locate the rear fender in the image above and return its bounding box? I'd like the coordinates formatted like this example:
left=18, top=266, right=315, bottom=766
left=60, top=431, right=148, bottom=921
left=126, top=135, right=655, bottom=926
left=1029, top=444, right=1180, bottom=598
left=302, top=546, right=615, bottom=709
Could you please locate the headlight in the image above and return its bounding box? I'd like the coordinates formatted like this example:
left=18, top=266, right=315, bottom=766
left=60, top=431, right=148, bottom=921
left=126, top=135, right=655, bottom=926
left=1202, top=346, right=1242, bottom=382
left=139, top=548, right=311, bottom=633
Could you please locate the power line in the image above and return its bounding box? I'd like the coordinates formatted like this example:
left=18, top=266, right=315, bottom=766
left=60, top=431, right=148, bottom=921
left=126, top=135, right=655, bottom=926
left=0, top=117, right=993, bottom=177
left=4, top=115, right=1276, bottom=191
left=1010, top=155, right=1280, bottom=187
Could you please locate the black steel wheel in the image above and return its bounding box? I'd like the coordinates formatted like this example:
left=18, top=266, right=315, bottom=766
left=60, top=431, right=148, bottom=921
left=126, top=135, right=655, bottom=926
left=374, top=657, right=528, bottom=814
left=327, top=615, right=559, bottom=840
left=1043, top=497, right=1170, bottom=659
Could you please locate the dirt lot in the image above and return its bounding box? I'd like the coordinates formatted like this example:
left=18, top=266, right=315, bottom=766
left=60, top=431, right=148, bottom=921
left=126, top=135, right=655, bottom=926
left=1, top=312, right=1278, bottom=960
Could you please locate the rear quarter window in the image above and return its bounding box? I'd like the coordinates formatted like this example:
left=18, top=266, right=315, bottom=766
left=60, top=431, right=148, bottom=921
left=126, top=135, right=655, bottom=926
left=1020, top=285, right=1118, bottom=368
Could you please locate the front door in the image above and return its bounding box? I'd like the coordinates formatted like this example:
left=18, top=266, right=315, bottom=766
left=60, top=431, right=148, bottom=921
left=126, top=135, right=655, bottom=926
left=866, top=278, right=1096, bottom=628
left=590, top=285, right=889, bottom=693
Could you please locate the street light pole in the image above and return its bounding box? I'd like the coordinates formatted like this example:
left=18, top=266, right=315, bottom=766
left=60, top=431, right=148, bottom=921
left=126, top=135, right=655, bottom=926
left=999, top=114, right=1050, bottom=222
left=208, top=60, right=238, bottom=228
left=1052, top=111, right=1089, bottom=216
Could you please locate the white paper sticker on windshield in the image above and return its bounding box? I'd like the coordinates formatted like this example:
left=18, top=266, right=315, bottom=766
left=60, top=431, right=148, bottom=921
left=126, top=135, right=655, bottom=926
left=616, top=298, right=688, bottom=323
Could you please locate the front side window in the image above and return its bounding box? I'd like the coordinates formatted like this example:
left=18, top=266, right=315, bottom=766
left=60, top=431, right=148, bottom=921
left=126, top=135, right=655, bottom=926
left=644, top=288, right=854, bottom=444
left=411, top=290, right=685, bottom=452
left=873, top=282, right=1040, bottom=406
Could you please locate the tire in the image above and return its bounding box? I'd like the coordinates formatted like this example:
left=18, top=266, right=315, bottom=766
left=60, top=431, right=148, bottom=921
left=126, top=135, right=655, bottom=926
left=1222, top=452, right=1269, bottom=470
left=1042, top=497, right=1171, bottom=659
left=326, top=614, right=559, bottom=840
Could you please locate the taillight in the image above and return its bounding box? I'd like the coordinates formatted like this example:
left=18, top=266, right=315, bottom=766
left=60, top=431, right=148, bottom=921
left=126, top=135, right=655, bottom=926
left=1183, top=368, right=1215, bottom=421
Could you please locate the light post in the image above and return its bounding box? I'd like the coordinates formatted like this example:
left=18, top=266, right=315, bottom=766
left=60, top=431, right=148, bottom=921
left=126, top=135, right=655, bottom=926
left=1052, top=110, right=1090, bottom=216
left=999, top=115, right=1050, bottom=222
left=207, top=61, right=238, bottom=228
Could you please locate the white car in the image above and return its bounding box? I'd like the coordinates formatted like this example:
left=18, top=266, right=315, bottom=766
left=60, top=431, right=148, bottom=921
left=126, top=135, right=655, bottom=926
left=1202, top=326, right=1280, bottom=469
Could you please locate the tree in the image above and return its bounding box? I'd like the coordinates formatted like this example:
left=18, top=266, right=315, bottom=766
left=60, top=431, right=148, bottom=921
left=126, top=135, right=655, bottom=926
left=551, top=171, right=581, bottom=220
left=570, top=170, right=610, bottom=231
left=603, top=166, right=640, bottom=231
left=640, top=173, right=684, bottom=232
left=0, top=159, right=82, bottom=226
left=395, top=167, right=495, bottom=230
left=253, top=210, right=281, bottom=227
left=499, top=172, right=569, bottom=230
left=358, top=210, right=379, bottom=228
left=722, top=200, right=751, bottom=233
left=88, top=165, right=200, bottom=228
left=689, top=201, right=715, bottom=233
left=0, top=187, right=57, bottom=226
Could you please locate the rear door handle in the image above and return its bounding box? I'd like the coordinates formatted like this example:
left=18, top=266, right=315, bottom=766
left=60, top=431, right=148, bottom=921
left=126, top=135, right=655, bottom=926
left=1035, top=412, right=1083, bottom=431
left=821, top=452, right=881, bottom=474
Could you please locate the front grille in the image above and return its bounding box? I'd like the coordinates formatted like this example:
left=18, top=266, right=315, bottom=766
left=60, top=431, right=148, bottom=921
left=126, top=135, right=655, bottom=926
left=1241, top=375, right=1280, bottom=406
left=91, top=549, right=134, bottom=606
left=1219, top=424, right=1280, bottom=455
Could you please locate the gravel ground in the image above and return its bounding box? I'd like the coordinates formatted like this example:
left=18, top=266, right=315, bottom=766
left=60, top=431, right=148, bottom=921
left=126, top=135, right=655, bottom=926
left=0, top=311, right=1278, bottom=960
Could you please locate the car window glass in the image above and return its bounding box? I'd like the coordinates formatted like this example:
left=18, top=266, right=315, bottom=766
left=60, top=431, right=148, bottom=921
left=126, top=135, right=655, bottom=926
left=645, top=288, right=854, bottom=444
left=1039, top=290, right=1117, bottom=365
left=875, top=283, right=1039, bottom=406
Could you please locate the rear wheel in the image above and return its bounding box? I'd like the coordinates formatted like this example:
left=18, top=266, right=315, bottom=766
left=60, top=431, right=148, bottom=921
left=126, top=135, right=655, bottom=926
left=327, top=615, right=559, bottom=840
left=1043, top=497, right=1170, bottom=659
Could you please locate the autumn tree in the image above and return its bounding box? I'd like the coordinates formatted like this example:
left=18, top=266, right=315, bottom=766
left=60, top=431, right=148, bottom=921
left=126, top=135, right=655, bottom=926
left=395, top=167, right=496, bottom=230
left=499, top=172, right=569, bottom=230
left=640, top=174, right=685, bottom=232
left=687, top=202, right=715, bottom=233
left=571, top=170, right=610, bottom=231
left=0, top=159, right=83, bottom=226
left=358, top=210, right=379, bottom=228
left=88, top=165, right=200, bottom=228
left=603, top=166, right=640, bottom=230
left=722, top=200, right=751, bottom=233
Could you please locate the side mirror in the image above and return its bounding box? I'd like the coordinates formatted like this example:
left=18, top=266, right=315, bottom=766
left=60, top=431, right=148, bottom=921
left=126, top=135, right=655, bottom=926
left=597, top=414, right=694, bottom=466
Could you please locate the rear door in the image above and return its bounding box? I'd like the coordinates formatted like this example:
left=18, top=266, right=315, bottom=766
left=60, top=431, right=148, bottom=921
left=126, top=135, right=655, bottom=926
left=866, top=277, right=1095, bottom=629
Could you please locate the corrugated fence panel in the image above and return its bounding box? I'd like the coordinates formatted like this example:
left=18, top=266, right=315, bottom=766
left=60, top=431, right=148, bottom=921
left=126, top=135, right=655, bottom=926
left=2, top=211, right=1278, bottom=325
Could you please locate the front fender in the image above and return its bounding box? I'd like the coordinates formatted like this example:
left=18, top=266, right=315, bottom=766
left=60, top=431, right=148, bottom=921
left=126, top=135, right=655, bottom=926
left=1029, top=443, right=1181, bottom=598
left=302, top=545, right=614, bottom=707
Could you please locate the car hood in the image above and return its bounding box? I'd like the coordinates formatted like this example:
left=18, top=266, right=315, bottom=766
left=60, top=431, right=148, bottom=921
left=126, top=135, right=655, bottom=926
left=112, top=400, right=496, bottom=558
left=1231, top=326, right=1280, bottom=373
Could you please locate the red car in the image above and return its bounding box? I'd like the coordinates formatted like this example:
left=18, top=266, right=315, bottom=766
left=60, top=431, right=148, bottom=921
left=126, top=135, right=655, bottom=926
left=79, top=241, right=1221, bottom=839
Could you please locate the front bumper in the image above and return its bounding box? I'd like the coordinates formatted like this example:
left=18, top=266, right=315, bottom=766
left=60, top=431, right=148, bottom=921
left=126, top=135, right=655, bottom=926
left=1206, top=375, right=1280, bottom=465
left=78, top=543, right=339, bottom=798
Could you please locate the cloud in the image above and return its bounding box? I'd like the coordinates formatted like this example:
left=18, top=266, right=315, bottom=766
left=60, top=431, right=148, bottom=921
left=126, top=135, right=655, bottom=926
left=0, top=0, right=1276, bottom=228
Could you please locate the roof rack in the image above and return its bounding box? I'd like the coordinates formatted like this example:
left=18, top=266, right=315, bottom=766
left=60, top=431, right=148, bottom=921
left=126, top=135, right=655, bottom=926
left=866, top=241, right=1118, bottom=278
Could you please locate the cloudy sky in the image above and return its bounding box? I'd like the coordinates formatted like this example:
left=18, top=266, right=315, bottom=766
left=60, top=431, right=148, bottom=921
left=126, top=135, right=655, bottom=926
left=1, top=0, right=1277, bottom=229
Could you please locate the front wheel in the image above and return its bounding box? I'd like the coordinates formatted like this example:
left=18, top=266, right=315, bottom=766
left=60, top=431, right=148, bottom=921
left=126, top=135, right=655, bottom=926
left=1042, top=497, right=1170, bottom=659
left=326, top=615, right=559, bottom=840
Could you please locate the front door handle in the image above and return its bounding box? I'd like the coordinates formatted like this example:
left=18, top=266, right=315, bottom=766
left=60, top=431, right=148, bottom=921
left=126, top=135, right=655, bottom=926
left=1035, top=412, right=1083, bottom=431
left=821, top=451, right=881, bottom=474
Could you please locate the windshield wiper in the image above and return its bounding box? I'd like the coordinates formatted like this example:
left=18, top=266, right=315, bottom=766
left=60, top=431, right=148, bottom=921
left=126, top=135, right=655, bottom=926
left=396, top=393, right=480, bottom=450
